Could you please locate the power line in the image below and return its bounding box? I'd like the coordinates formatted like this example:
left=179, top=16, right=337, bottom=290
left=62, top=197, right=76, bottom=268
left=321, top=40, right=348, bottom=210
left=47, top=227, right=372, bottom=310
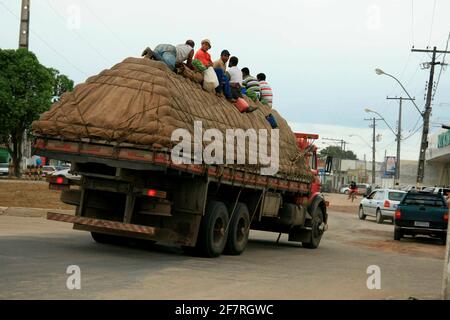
left=432, top=32, right=450, bottom=100
left=0, top=1, right=88, bottom=76
left=80, top=0, right=133, bottom=55
left=402, top=125, right=423, bottom=141
left=42, top=0, right=113, bottom=65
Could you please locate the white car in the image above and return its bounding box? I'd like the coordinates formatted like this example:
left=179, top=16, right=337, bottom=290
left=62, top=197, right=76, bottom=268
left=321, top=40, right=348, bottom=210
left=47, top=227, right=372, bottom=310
left=358, top=189, right=406, bottom=224
left=51, top=168, right=80, bottom=180
left=0, top=163, right=9, bottom=176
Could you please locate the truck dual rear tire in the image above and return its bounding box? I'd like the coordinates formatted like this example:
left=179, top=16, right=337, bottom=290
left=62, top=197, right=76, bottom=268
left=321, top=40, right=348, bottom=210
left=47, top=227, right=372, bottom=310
left=196, top=201, right=229, bottom=258
left=224, top=203, right=250, bottom=255
left=302, top=207, right=324, bottom=249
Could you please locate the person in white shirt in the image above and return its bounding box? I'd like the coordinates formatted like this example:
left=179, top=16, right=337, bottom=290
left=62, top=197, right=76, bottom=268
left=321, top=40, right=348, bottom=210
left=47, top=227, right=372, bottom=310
left=142, top=39, right=195, bottom=71
left=226, top=56, right=243, bottom=99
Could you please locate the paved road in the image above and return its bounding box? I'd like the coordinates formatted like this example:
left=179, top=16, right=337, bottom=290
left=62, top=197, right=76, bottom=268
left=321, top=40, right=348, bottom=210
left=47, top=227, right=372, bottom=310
left=0, top=210, right=445, bottom=299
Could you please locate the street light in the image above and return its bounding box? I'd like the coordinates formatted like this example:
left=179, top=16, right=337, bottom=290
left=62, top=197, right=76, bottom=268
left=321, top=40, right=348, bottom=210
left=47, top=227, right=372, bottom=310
left=365, top=108, right=401, bottom=184
left=374, top=68, right=422, bottom=116
left=364, top=108, right=396, bottom=135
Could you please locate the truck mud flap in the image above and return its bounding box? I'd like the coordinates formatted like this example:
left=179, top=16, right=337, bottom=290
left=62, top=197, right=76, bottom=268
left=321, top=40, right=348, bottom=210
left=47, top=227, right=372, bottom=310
left=288, top=228, right=312, bottom=243
left=46, top=212, right=195, bottom=245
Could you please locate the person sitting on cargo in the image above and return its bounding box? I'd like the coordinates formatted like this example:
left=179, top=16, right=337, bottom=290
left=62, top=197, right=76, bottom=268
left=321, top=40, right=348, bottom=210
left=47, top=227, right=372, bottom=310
left=213, top=50, right=233, bottom=101
left=141, top=40, right=195, bottom=71
left=227, top=56, right=243, bottom=100
left=257, top=73, right=273, bottom=107
left=194, top=39, right=213, bottom=68
left=241, top=68, right=261, bottom=101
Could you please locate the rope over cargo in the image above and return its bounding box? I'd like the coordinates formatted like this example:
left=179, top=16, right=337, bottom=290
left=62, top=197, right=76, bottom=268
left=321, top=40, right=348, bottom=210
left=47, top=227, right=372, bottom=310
left=32, top=57, right=314, bottom=182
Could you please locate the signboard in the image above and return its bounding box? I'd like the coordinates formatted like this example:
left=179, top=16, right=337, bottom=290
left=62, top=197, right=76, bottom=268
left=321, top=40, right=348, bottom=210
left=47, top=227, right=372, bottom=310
left=384, top=156, right=396, bottom=176
left=438, top=130, right=450, bottom=149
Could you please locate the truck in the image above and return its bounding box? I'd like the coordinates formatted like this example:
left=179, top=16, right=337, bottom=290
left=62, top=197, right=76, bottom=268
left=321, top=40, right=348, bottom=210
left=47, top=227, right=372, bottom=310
left=394, top=191, right=449, bottom=244
left=32, top=57, right=328, bottom=258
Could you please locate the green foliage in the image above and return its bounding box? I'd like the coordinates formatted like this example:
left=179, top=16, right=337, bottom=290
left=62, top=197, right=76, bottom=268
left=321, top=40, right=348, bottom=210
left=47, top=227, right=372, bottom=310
left=48, top=68, right=74, bottom=101
left=0, top=48, right=73, bottom=175
left=318, top=145, right=358, bottom=160
left=0, top=49, right=53, bottom=140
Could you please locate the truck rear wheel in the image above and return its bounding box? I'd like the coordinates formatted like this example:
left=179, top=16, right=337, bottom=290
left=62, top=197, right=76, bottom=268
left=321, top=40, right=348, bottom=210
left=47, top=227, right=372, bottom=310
left=302, top=207, right=324, bottom=249
left=224, top=203, right=250, bottom=255
left=197, top=201, right=229, bottom=258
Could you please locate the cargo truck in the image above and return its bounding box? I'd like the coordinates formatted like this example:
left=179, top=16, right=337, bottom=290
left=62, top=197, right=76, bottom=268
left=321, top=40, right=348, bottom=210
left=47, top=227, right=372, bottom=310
left=32, top=57, right=328, bottom=257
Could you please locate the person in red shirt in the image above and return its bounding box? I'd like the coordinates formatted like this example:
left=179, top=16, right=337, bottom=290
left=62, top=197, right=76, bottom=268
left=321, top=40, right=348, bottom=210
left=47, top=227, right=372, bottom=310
left=194, top=39, right=213, bottom=67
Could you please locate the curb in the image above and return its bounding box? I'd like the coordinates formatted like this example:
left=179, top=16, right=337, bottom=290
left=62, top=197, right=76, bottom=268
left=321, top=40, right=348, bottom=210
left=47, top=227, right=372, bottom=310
left=0, top=207, right=75, bottom=218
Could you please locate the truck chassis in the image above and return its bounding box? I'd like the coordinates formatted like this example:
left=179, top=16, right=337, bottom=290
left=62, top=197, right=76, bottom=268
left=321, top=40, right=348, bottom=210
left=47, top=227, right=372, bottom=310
left=35, top=137, right=328, bottom=257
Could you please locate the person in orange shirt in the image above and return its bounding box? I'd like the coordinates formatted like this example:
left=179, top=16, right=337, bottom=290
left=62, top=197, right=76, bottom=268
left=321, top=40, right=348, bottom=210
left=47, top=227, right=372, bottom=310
left=194, top=39, right=213, bottom=67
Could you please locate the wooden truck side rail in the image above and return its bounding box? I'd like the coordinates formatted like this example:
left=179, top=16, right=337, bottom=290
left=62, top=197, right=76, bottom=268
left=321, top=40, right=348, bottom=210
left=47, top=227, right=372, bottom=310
left=33, top=137, right=311, bottom=194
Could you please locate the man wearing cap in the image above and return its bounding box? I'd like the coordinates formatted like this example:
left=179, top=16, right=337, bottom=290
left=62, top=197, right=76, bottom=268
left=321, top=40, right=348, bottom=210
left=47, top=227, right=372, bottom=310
left=194, top=39, right=213, bottom=67
left=213, top=50, right=233, bottom=101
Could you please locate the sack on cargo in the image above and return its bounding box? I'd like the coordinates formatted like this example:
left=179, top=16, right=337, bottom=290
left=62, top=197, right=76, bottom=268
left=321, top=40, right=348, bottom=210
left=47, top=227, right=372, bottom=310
left=203, top=67, right=219, bottom=92
left=234, top=98, right=249, bottom=113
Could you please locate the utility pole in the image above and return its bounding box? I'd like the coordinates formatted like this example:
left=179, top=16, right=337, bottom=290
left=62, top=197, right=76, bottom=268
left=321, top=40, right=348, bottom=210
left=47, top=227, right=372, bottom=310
left=322, top=137, right=348, bottom=191
left=19, top=0, right=30, bottom=49
left=411, top=46, right=450, bottom=184
left=386, top=96, right=416, bottom=184
left=18, top=0, right=32, bottom=171
left=364, top=118, right=382, bottom=185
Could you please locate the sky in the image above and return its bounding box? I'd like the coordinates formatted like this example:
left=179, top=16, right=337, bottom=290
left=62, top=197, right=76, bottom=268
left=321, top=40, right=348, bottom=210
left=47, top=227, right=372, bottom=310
left=1, top=0, right=449, bottom=161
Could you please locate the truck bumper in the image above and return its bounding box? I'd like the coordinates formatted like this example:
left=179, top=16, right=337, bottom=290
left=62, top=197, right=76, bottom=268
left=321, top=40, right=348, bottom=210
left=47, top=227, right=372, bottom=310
left=47, top=212, right=196, bottom=245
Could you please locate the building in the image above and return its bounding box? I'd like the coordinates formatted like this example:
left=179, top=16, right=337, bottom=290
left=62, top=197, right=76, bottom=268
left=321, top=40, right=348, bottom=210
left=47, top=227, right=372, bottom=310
left=425, top=129, right=450, bottom=187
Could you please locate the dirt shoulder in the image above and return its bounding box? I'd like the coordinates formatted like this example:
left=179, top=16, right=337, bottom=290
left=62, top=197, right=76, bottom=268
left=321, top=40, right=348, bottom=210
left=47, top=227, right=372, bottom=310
left=0, top=180, right=359, bottom=213
left=324, top=192, right=360, bottom=214
left=0, top=180, right=73, bottom=210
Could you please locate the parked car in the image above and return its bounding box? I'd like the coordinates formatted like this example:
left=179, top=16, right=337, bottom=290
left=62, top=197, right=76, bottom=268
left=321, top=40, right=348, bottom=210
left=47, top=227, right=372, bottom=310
left=41, top=165, right=56, bottom=176
left=341, top=183, right=371, bottom=195
left=422, top=186, right=450, bottom=196
left=394, top=191, right=448, bottom=244
left=0, top=163, right=9, bottom=176
left=51, top=168, right=80, bottom=180
left=358, top=189, right=406, bottom=224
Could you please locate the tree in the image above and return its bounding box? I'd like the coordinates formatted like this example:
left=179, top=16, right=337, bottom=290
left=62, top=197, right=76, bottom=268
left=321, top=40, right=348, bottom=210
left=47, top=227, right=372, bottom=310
left=318, top=145, right=358, bottom=160
left=49, top=68, right=74, bottom=101
left=0, top=49, right=73, bottom=177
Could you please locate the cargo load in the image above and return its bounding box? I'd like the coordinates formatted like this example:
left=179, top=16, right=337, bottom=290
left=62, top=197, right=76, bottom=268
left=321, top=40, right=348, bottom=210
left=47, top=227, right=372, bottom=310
left=32, top=57, right=313, bottom=182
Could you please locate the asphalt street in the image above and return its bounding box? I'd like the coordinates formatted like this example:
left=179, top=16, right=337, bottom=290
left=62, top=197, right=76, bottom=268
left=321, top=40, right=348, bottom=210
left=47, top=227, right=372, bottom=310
left=0, top=210, right=445, bottom=299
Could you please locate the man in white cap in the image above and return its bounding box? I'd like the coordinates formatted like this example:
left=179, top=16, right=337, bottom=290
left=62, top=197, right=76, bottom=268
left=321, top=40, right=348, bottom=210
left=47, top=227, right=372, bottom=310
left=194, top=39, right=213, bottom=68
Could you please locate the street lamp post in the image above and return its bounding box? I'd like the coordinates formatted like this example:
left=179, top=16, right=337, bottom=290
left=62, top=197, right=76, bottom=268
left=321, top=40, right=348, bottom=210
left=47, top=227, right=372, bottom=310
left=375, top=68, right=426, bottom=185
left=365, top=108, right=401, bottom=184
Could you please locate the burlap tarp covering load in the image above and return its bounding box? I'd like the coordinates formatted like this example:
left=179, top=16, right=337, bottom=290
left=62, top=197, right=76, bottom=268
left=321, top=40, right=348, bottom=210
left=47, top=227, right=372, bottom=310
left=32, top=57, right=314, bottom=183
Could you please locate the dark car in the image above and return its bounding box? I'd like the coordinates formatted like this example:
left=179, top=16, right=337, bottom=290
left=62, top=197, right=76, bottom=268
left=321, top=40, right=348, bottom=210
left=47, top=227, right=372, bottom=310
left=394, top=191, right=448, bottom=244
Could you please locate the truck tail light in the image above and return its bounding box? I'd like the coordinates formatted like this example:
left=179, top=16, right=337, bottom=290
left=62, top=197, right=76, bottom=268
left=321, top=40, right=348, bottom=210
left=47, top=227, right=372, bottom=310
left=47, top=176, right=67, bottom=185
left=384, top=200, right=390, bottom=208
left=395, top=209, right=401, bottom=220
left=444, top=213, right=448, bottom=222
left=143, top=189, right=167, bottom=199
